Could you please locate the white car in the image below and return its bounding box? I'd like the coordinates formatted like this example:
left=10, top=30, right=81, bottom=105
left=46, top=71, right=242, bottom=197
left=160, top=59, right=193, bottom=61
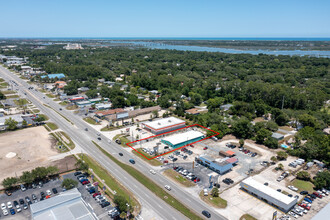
left=1, top=203, right=6, bottom=210
left=7, top=202, right=12, bottom=209
left=289, top=211, right=298, bottom=219
left=165, top=185, right=171, bottom=191
left=2, top=209, right=8, bottom=216
left=203, top=189, right=208, bottom=196
left=149, top=169, right=156, bottom=175
left=46, top=190, right=52, bottom=195
left=17, top=207, right=22, bottom=213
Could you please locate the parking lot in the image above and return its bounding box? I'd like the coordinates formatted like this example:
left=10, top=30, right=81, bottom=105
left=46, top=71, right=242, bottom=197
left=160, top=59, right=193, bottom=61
left=0, top=172, right=118, bottom=219
left=0, top=177, right=61, bottom=219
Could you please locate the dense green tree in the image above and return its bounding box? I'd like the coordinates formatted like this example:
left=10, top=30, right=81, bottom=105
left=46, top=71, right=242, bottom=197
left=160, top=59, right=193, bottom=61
left=20, top=171, right=34, bottom=184
left=5, top=117, right=18, bottom=130
left=296, top=171, right=311, bottom=181
left=298, top=114, right=319, bottom=128
left=276, top=151, right=288, bottom=160
left=232, top=117, right=254, bottom=139
left=256, top=128, right=272, bottom=144
left=62, top=178, right=78, bottom=190
left=264, top=137, right=278, bottom=149
left=0, top=91, right=5, bottom=100
left=271, top=108, right=289, bottom=126
left=114, top=195, right=129, bottom=212
left=112, top=96, right=126, bottom=108
left=2, top=177, right=18, bottom=189
left=31, top=167, right=48, bottom=180
left=75, top=159, right=89, bottom=172
left=314, top=171, right=330, bottom=189
left=211, top=187, right=219, bottom=197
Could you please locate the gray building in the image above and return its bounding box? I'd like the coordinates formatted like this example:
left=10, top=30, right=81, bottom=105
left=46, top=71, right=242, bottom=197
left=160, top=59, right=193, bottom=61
left=240, top=177, right=297, bottom=212
left=0, top=115, right=24, bottom=130
left=30, top=188, right=98, bottom=220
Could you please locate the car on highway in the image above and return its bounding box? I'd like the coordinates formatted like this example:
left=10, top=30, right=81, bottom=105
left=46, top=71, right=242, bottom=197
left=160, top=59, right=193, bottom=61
left=129, top=159, right=135, bottom=164
left=119, top=152, right=123, bottom=156
left=202, top=210, right=211, bottom=218
left=150, top=169, right=156, bottom=175
left=164, top=185, right=171, bottom=191
left=59, top=108, right=62, bottom=110
left=85, top=128, right=88, bottom=131
left=97, top=137, right=101, bottom=140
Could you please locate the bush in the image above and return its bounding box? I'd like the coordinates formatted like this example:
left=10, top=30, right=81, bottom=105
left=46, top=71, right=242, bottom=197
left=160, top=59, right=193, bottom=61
left=296, top=171, right=311, bottom=181
left=277, top=151, right=288, bottom=160
left=313, top=170, right=330, bottom=189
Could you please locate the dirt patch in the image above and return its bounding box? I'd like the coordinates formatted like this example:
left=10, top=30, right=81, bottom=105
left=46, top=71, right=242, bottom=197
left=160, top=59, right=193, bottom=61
left=51, top=156, right=77, bottom=173
left=0, top=127, right=59, bottom=187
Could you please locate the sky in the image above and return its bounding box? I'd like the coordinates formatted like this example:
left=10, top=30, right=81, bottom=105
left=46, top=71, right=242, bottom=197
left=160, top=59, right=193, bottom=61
left=0, top=0, right=329, bottom=38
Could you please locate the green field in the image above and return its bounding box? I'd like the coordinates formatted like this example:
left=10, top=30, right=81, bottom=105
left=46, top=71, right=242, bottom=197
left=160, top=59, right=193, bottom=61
left=292, top=179, right=314, bottom=193
left=46, top=93, right=55, bottom=98
left=92, top=141, right=202, bottom=220
left=112, top=134, right=131, bottom=147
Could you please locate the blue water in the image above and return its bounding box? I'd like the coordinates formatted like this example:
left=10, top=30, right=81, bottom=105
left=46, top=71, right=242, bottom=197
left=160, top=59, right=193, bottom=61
left=105, top=41, right=330, bottom=58
left=281, top=144, right=289, bottom=149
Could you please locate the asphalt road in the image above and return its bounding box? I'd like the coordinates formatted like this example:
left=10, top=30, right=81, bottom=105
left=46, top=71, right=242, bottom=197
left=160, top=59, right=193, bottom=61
left=0, top=66, right=227, bottom=220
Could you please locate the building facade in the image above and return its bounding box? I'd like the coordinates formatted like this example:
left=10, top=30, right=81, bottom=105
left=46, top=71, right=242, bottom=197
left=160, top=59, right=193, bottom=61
left=161, top=130, right=205, bottom=148
left=142, top=117, right=186, bottom=135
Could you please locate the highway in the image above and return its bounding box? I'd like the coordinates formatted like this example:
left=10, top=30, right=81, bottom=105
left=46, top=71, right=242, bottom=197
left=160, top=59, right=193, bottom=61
left=0, top=65, right=227, bottom=220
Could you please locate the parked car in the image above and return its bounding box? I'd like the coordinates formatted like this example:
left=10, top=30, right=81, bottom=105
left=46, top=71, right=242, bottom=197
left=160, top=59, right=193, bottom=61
left=20, top=184, right=26, bottom=191
left=313, top=192, right=322, bottom=198
left=40, top=192, right=45, bottom=198
left=23, top=204, right=28, bottom=210
left=203, top=189, right=208, bottom=196
left=82, top=180, right=90, bottom=185
left=93, top=192, right=101, bottom=198
left=2, top=209, right=8, bottom=216
left=202, top=210, right=211, bottom=218
left=52, top=188, right=58, bottom=194
left=19, top=198, right=25, bottom=204
left=101, top=201, right=111, bottom=208
left=10, top=208, right=15, bottom=215
left=7, top=202, right=12, bottom=209
left=74, top=171, right=82, bottom=176
left=46, top=190, right=52, bottom=196
left=32, top=194, right=37, bottom=200
left=300, top=191, right=308, bottom=195
left=13, top=201, right=19, bottom=209
left=1, top=203, right=6, bottom=210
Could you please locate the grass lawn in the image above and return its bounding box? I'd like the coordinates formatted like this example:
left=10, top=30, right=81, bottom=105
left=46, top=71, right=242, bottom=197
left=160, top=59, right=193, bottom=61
left=79, top=154, right=140, bottom=211
left=53, top=98, right=60, bottom=101
left=163, top=169, right=195, bottom=187
left=1, top=90, right=16, bottom=94
left=46, top=93, right=55, bottom=98
left=59, top=101, right=68, bottom=106
left=0, top=82, right=9, bottom=87
left=279, top=126, right=294, bottom=131
left=13, top=98, right=29, bottom=106
left=46, top=122, right=58, bottom=130
left=101, top=125, right=123, bottom=131
left=240, top=214, right=257, bottom=220
left=132, top=148, right=163, bottom=166
left=38, top=114, right=49, bottom=121
left=33, top=109, right=40, bottom=113
left=92, top=141, right=202, bottom=220
left=292, top=179, right=314, bottom=193
left=199, top=191, right=227, bottom=208
left=112, top=134, right=131, bottom=147
left=66, top=104, right=78, bottom=110
left=50, top=133, right=69, bottom=153
left=0, top=78, right=4, bottom=82
left=83, top=117, right=100, bottom=125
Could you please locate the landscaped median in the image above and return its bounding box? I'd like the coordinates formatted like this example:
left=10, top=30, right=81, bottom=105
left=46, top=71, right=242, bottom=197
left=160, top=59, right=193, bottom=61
left=199, top=190, right=227, bottom=208
left=46, top=122, right=58, bottom=131
left=132, top=148, right=162, bottom=166
left=92, top=141, right=203, bottom=220
left=113, top=134, right=131, bottom=147
left=83, top=117, right=100, bottom=125
left=163, top=169, right=195, bottom=187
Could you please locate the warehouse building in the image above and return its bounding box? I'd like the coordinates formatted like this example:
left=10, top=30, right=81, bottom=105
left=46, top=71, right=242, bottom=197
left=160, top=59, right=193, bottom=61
left=240, top=177, right=297, bottom=212
left=195, top=155, right=235, bottom=174
left=30, top=188, right=98, bottom=220
left=142, top=117, right=186, bottom=135
left=161, top=130, right=204, bottom=148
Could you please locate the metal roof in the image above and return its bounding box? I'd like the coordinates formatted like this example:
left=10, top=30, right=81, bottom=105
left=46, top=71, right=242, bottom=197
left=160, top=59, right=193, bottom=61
left=241, top=177, right=296, bottom=205
left=143, top=117, right=185, bottom=130
left=162, top=130, right=204, bottom=146
left=312, top=202, right=330, bottom=220
left=31, top=188, right=97, bottom=220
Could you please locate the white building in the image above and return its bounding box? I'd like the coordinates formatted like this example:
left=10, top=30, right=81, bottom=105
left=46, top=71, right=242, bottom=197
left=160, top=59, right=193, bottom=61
left=142, top=117, right=186, bottom=135
left=63, top=43, right=83, bottom=50
left=240, top=177, right=297, bottom=212
left=161, top=130, right=205, bottom=148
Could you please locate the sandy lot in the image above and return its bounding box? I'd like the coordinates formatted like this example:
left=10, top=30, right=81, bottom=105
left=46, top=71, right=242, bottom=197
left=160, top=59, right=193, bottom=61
left=0, top=126, right=59, bottom=187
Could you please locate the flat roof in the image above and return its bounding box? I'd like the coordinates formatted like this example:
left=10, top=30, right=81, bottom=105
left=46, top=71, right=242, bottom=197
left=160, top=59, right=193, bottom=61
left=241, top=177, right=296, bottom=205
left=143, top=117, right=185, bottom=130
left=31, top=188, right=97, bottom=220
left=162, top=130, right=204, bottom=146
left=312, top=202, right=330, bottom=220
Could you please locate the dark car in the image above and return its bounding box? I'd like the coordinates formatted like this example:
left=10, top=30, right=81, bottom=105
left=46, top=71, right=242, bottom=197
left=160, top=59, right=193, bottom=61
left=10, top=208, right=16, bottom=215
left=40, top=192, right=45, bottom=198
left=97, top=137, right=101, bottom=140
left=32, top=194, right=37, bottom=200
left=74, top=171, right=82, bottom=176
left=202, top=210, right=211, bottom=218
left=300, top=191, right=308, bottom=195
left=288, top=194, right=293, bottom=197
left=13, top=201, right=19, bottom=207
left=173, top=158, right=178, bottom=162
left=52, top=188, right=58, bottom=194
left=119, top=153, right=123, bottom=156
left=59, top=108, right=62, bottom=110
left=5, top=190, right=12, bottom=196
left=277, top=189, right=281, bottom=192
left=129, top=159, right=135, bottom=164
left=20, top=198, right=26, bottom=204
left=101, top=201, right=110, bottom=208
